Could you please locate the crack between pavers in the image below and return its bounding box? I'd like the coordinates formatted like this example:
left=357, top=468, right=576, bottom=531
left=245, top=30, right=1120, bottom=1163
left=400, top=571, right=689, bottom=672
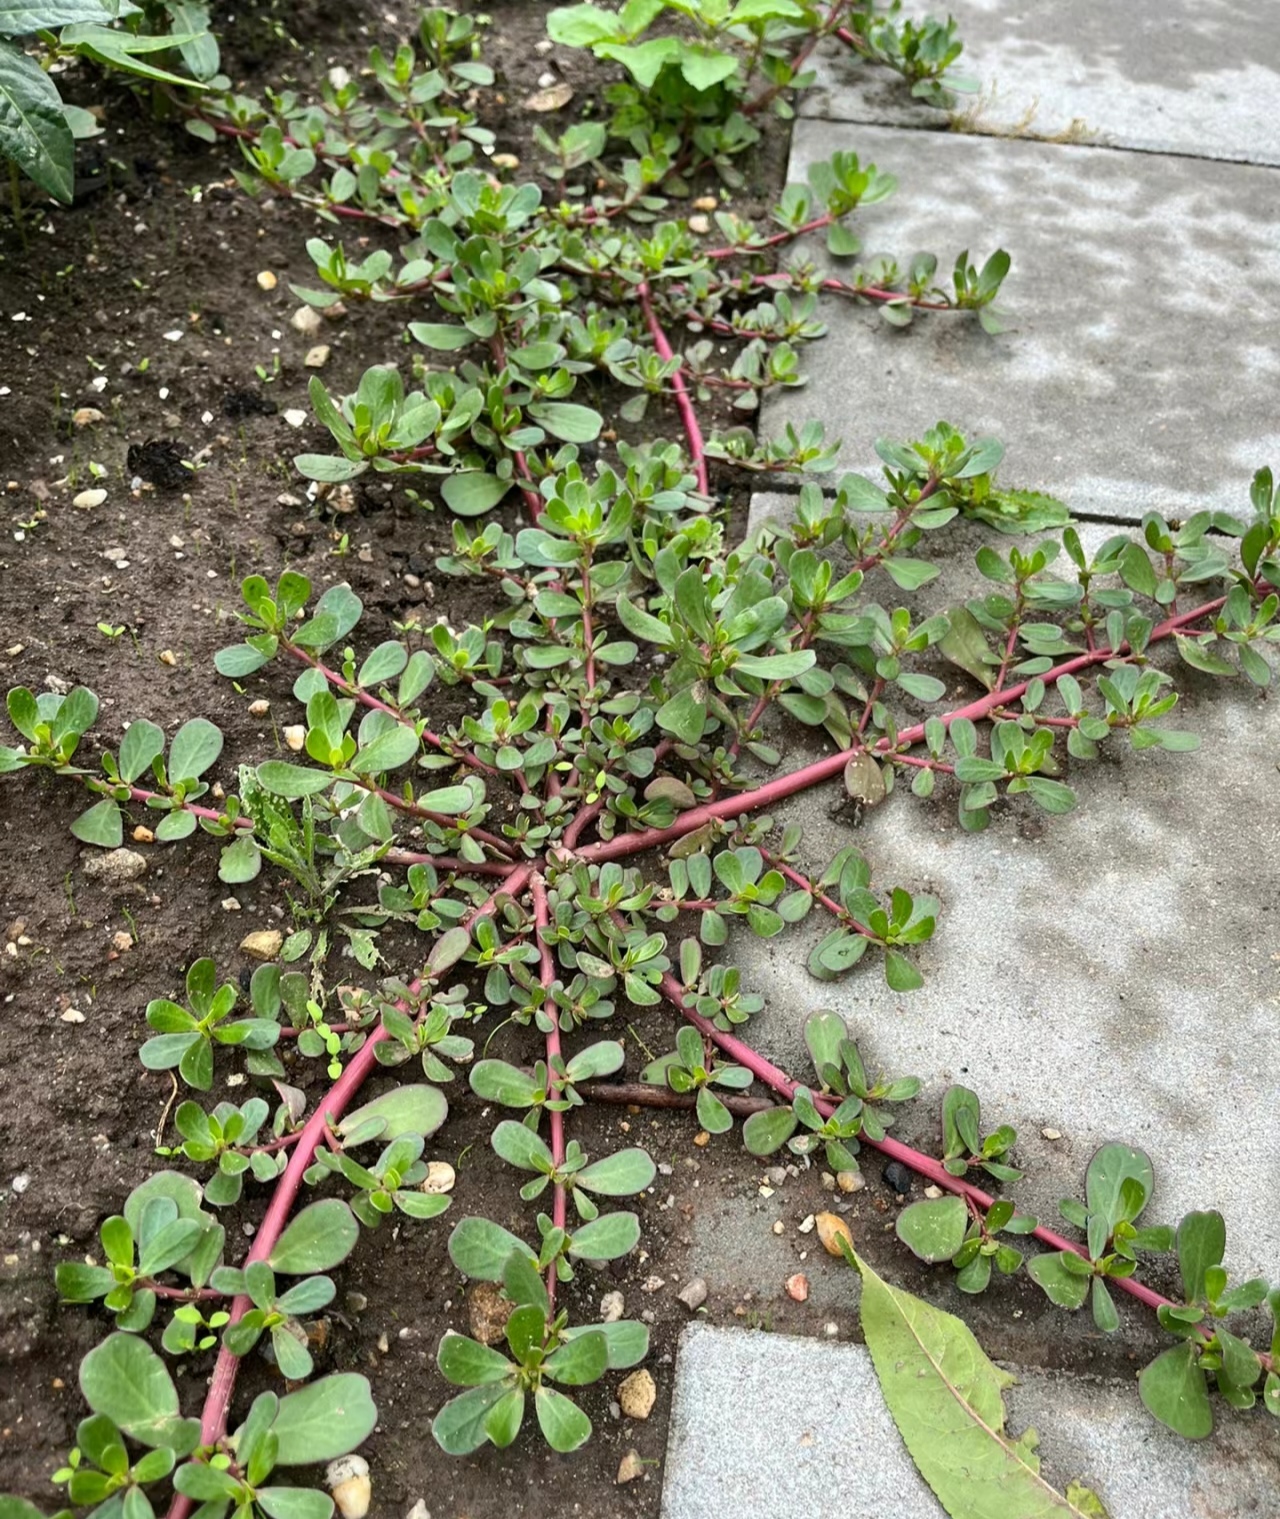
left=791, top=109, right=1280, bottom=172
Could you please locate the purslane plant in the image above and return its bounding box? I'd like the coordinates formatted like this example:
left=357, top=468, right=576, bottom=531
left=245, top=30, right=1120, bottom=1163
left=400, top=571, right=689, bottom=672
left=4, top=6, right=1280, bottom=1516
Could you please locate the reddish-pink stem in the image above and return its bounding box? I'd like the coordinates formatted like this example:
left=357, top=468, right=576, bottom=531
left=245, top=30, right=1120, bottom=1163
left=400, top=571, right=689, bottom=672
left=166, top=869, right=533, bottom=1518
left=573, top=591, right=1229, bottom=865
left=638, top=280, right=710, bottom=495
left=281, top=641, right=496, bottom=777
left=703, top=211, right=837, bottom=261
left=657, top=972, right=1183, bottom=1323
left=531, top=876, right=567, bottom=1309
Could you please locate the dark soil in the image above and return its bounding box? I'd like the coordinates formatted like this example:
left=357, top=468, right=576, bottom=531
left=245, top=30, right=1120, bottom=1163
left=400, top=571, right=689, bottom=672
left=0, top=6, right=1165, bottom=1518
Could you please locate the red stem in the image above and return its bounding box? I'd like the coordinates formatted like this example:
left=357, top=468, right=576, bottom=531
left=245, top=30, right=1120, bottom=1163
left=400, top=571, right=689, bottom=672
left=166, top=869, right=533, bottom=1518
left=638, top=280, right=710, bottom=496
left=657, top=972, right=1183, bottom=1323
left=703, top=211, right=837, bottom=262
left=531, top=876, right=567, bottom=1310
left=573, top=591, right=1229, bottom=865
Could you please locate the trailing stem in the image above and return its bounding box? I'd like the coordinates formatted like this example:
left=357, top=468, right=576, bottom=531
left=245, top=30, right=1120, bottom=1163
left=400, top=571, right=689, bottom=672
left=531, top=875, right=568, bottom=1309
left=164, top=870, right=531, bottom=1519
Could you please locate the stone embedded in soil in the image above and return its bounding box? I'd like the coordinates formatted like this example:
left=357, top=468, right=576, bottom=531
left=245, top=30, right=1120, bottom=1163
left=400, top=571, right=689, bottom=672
left=676, top=1277, right=708, bottom=1311
left=600, top=1290, right=625, bottom=1323
left=419, top=1161, right=455, bottom=1194
left=304, top=344, right=331, bottom=368
left=256, top=270, right=278, bottom=291
left=616, top=1449, right=645, bottom=1485
left=82, top=849, right=147, bottom=887
left=248, top=699, right=270, bottom=716
left=786, top=1273, right=809, bottom=1302
left=815, top=1212, right=853, bottom=1257
left=882, top=1161, right=914, bottom=1197
left=72, top=408, right=104, bottom=427
left=131, top=826, right=154, bottom=843
left=72, top=488, right=106, bottom=509
left=404, top=1504, right=430, bottom=1519
left=467, top=1281, right=513, bottom=1345
left=291, top=306, right=323, bottom=334
left=836, top=1170, right=862, bottom=1194
left=325, top=1455, right=369, bottom=1519
left=619, top=1368, right=657, bottom=1421
left=239, top=930, right=283, bottom=961
left=283, top=725, right=306, bottom=751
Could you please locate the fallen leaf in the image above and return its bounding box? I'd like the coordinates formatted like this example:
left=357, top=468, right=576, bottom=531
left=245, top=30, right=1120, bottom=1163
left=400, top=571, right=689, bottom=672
left=854, top=1250, right=1110, bottom=1518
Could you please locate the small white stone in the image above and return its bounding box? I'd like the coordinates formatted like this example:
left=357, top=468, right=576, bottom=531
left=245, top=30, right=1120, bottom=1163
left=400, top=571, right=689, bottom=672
left=221, top=898, right=241, bottom=912
left=304, top=344, right=331, bottom=369
left=283, top=725, right=306, bottom=751
left=405, top=1504, right=430, bottom=1519
left=291, top=306, right=324, bottom=335
left=798, top=1214, right=816, bottom=1234
left=600, top=1290, right=625, bottom=1323
left=11, top=1174, right=31, bottom=1194
left=61, top=1009, right=85, bottom=1023
left=1042, top=1128, right=1063, bottom=1141
left=163, top=329, right=184, bottom=342
left=325, top=1456, right=370, bottom=1519
left=248, top=699, right=270, bottom=716
left=282, top=409, right=308, bottom=428
left=420, top=1161, right=455, bottom=1195
left=73, top=488, right=107, bottom=509
left=256, top=270, right=278, bottom=291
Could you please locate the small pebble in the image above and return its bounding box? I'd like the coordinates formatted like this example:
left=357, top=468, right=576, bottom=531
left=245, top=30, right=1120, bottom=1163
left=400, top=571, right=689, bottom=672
left=82, top=849, right=148, bottom=886
left=291, top=306, right=323, bottom=334
left=786, top=1273, right=809, bottom=1303
left=771, top=1221, right=785, bottom=1236
left=325, top=1456, right=370, bottom=1519
left=815, top=1212, right=853, bottom=1257
left=693, top=195, right=718, bottom=211
left=836, top=1169, right=863, bottom=1194
left=882, top=1161, right=914, bottom=1196
left=1042, top=1128, right=1062, bottom=1141
left=616, top=1450, right=645, bottom=1485
left=72, top=488, right=107, bottom=509
left=688, top=214, right=710, bottom=234
left=221, top=898, right=241, bottom=912
left=283, top=725, right=306, bottom=751
left=61, top=1008, right=85, bottom=1023
left=405, top=1504, right=430, bottom=1519
left=11, top=1174, right=31, bottom=1194
left=618, top=1368, right=656, bottom=1420
left=824, top=1321, right=839, bottom=1338
left=693, top=1131, right=710, bottom=1147
left=420, top=1161, right=455, bottom=1195
left=240, top=929, right=283, bottom=961
left=158, top=650, right=177, bottom=666
left=72, top=408, right=105, bottom=428
left=798, top=1214, right=816, bottom=1234
left=131, top=826, right=154, bottom=844
left=641, top=1274, right=665, bottom=1294
left=282, top=410, right=308, bottom=428
left=600, top=1290, right=624, bottom=1323
left=304, top=344, right=331, bottom=369
left=676, top=1278, right=707, bottom=1311
left=111, top=931, right=133, bottom=952
left=248, top=699, right=270, bottom=716
left=257, top=270, right=278, bottom=291
left=924, top=1185, right=943, bottom=1199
